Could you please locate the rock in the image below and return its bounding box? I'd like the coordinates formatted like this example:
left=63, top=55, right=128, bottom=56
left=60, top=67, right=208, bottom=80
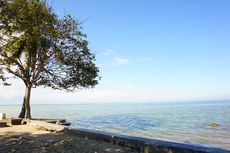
left=211, top=122, right=218, bottom=128
left=28, top=120, right=67, bottom=132
left=59, top=122, right=71, bottom=126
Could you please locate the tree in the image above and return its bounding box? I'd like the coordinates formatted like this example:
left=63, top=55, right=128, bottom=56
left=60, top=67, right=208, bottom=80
left=0, top=0, right=100, bottom=118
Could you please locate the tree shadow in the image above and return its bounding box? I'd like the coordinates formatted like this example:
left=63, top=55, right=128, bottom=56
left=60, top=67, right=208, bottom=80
left=0, top=131, right=137, bottom=153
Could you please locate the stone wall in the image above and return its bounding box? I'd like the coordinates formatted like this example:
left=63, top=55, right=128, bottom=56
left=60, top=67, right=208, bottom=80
left=64, top=128, right=229, bottom=153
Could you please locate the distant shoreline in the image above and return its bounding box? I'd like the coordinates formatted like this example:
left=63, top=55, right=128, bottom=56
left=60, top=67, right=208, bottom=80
left=1, top=99, right=230, bottom=106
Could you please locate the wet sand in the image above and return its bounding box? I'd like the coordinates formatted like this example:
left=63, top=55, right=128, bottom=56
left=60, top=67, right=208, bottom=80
left=0, top=125, right=137, bottom=153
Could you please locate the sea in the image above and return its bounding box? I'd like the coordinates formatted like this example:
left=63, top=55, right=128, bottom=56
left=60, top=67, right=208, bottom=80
left=0, top=101, right=230, bottom=150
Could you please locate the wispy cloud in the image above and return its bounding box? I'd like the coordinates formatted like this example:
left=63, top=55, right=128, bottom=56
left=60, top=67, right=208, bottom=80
left=96, top=49, right=129, bottom=68
left=103, top=50, right=114, bottom=56
left=113, top=57, right=129, bottom=66
left=1, top=81, right=229, bottom=104
left=0, top=79, right=23, bottom=99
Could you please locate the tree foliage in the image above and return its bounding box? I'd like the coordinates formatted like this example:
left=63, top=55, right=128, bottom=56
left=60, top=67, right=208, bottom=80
left=0, top=0, right=99, bottom=90
left=0, top=0, right=100, bottom=118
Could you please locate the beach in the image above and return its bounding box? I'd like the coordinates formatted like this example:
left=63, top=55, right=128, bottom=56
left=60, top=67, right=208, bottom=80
left=0, top=124, right=136, bottom=153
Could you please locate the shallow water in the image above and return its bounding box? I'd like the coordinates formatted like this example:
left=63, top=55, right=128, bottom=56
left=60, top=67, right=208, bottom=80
left=1, top=101, right=230, bottom=150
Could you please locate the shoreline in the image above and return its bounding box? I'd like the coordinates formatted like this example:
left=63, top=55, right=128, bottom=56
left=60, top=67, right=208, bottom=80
left=1, top=123, right=229, bottom=153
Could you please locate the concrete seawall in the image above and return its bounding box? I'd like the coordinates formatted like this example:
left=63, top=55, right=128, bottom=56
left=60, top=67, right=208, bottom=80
left=64, top=128, right=230, bottom=153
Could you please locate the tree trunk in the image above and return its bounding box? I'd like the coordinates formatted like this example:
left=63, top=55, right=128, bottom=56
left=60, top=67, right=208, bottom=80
left=18, top=85, right=32, bottom=119
left=18, top=98, right=26, bottom=118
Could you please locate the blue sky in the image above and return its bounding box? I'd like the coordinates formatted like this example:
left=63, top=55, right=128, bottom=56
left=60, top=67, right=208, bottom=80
left=0, top=0, right=230, bottom=104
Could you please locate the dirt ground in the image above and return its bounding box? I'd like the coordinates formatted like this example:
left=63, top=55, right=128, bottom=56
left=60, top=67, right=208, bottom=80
left=0, top=125, right=137, bottom=153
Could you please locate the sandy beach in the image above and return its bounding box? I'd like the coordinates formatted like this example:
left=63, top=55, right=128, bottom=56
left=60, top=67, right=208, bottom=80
left=0, top=125, right=136, bottom=153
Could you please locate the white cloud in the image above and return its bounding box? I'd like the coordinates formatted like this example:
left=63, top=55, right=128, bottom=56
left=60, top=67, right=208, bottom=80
left=113, top=57, right=129, bottom=66
left=0, top=82, right=230, bottom=105
left=29, top=86, right=144, bottom=103
left=0, top=87, right=22, bottom=99
left=0, top=79, right=24, bottom=99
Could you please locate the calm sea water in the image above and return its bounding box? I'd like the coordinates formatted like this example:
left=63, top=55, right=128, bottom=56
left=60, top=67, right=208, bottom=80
left=0, top=101, right=230, bottom=150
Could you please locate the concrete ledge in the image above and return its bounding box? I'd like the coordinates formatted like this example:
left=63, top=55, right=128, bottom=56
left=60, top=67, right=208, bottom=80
left=1, top=118, right=23, bottom=125
left=11, top=118, right=23, bottom=125
left=31, top=118, right=66, bottom=124
left=0, top=121, right=7, bottom=127
left=64, top=128, right=230, bottom=153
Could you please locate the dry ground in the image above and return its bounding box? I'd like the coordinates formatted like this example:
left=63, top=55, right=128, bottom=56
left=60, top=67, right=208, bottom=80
left=0, top=125, right=137, bottom=153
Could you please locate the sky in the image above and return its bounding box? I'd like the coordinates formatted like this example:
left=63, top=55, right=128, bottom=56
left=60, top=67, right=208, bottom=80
left=0, top=0, right=230, bottom=104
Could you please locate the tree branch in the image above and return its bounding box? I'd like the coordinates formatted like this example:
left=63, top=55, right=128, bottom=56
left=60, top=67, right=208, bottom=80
left=0, top=51, right=26, bottom=78
left=5, top=67, right=27, bottom=85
